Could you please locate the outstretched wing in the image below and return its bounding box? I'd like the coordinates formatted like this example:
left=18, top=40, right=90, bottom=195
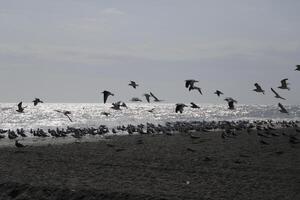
left=17, top=102, right=22, bottom=110
left=278, top=103, right=288, bottom=113
left=271, top=88, right=279, bottom=96
left=150, top=92, right=159, bottom=101
left=254, top=83, right=262, bottom=90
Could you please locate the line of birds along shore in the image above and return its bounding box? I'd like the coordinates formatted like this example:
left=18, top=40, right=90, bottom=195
left=11, top=65, right=300, bottom=122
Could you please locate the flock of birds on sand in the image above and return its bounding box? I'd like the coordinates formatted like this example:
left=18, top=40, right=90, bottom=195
left=1, top=65, right=300, bottom=148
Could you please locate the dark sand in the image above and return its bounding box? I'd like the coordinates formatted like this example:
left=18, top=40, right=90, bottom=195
left=0, top=129, right=299, bottom=200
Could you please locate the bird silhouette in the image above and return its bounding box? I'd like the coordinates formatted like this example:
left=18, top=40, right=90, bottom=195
left=278, top=103, right=288, bottom=114
left=15, top=140, right=25, bottom=148
left=253, top=83, right=265, bottom=94
left=278, top=79, right=290, bottom=90
left=175, top=104, right=187, bottom=113
left=16, top=102, right=27, bottom=113
left=54, top=110, right=73, bottom=122
left=295, top=65, right=300, bottom=71
left=185, top=80, right=198, bottom=89
left=143, top=93, right=151, bottom=103
left=271, top=88, right=286, bottom=100
left=189, top=86, right=202, bottom=95
left=225, top=98, right=237, bottom=110
left=190, top=102, right=200, bottom=109
left=33, top=98, right=44, bottom=106
left=214, top=90, right=224, bottom=97
left=111, top=102, right=122, bottom=110
left=102, top=90, right=114, bottom=104
left=129, top=81, right=139, bottom=89
left=150, top=92, right=163, bottom=102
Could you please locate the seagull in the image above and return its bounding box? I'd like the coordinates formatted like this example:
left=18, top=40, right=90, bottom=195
left=143, top=93, right=151, bottom=103
left=150, top=92, right=163, bottom=102
left=214, top=90, right=224, bottom=97
left=278, top=103, right=288, bottom=114
left=120, top=102, right=128, bottom=108
left=190, top=102, right=200, bottom=109
left=295, top=65, right=300, bottom=71
left=253, top=83, right=265, bottom=94
left=185, top=80, right=198, bottom=89
left=175, top=104, right=187, bottom=113
left=33, top=98, right=44, bottom=106
left=278, top=79, right=290, bottom=90
left=129, top=81, right=139, bottom=89
left=16, top=102, right=27, bottom=113
left=102, top=90, right=114, bottom=104
left=54, top=110, right=73, bottom=122
left=111, top=102, right=122, bottom=110
left=15, top=140, right=25, bottom=148
left=271, top=88, right=286, bottom=100
left=224, top=98, right=237, bottom=110
left=189, top=86, right=202, bottom=95
left=130, top=97, right=142, bottom=102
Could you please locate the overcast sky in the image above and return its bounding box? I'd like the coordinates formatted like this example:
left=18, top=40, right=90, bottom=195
left=0, top=0, right=299, bottom=104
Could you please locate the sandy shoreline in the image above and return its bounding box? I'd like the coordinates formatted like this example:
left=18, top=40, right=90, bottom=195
left=0, top=128, right=299, bottom=200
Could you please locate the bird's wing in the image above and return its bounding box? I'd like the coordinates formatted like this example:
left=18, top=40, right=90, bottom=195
left=145, top=95, right=150, bottom=103
left=278, top=103, right=285, bottom=110
left=255, top=83, right=262, bottom=90
left=281, top=79, right=288, bottom=86
left=185, top=81, right=190, bottom=88
left=271, top=88, right=279, bottom=96
left=17, top=102, right=22, bottom=109
left=103, top=93, right=108, bottom=103
left=65, top=114, right=73, bottom=122
left=150, top=92, right=159, bottom=101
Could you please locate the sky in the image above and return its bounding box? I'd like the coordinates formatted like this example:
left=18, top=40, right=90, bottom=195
left=0, top=0, right=299, bottom=104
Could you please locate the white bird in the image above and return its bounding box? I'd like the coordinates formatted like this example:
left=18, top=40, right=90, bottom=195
left=175, top=104, right=187, bottom=113
left=278, top=79, right=290, bottom=90
left=253, top=83, right=265, bottom=94
left=102, top=90, right=114, bottom=104
left=129, top=81, right=139, bottom=89
left=278, top=103, right=288, bottom=114
left=271, top=88, right=286, bottom=100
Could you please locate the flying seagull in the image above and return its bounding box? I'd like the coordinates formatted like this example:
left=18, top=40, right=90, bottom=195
left=33, top=98, right=44, bottom=106
left=271, top=88, right=286, bottom=100
left=224, top=98, right=237, bottom=110
left=175, top=103, right=187, bottom=113
left=150, top=92, right=163, bottom=102
left=111, top=101, right=122, bottom=110
left=185, top=80, right=198, bottom=89
left=143, top=93, right=151, bottom=103
left=278, top=103, right=288, bottom=114
left=253, top=83, right=265, bottom=94
left=130, top=97, right=142, bottom=102
left=16, top=102, right=27, bottom=113
left=214, top=90, right=224, bottom=97
left=129, top=81, right=139, bottom=89
left=278, top=79, right=290, bottom=90
left=295, top=65, right=300, bottom=71
left=190, top=102, right=200, bottom=109
left=189, top=86, right=202, bottom=95
left=102, top=90, right=114, bottom=104
left=54, top=110, right=73, bottom=122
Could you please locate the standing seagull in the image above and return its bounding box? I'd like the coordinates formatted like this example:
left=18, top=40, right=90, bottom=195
left=278, top=79, right=290, bottom=90
left=54, top=110, right=73, bottom=122
left=190, top=102, right=200, bottom=109
left=33, top=98, right=44, bottom=106
left=16, top=102, right=27, bottom=113
left=129, top=81, right=139, bottom=89
left=143, top=93, right=151, bottom=103
left=224, top=98, right=237, bottom=110
left=271, top=88, right=286, bottom=100
left=214, top=90, right=224, bottom=97
left=175, top=104, right=187, bottom=113
left=295, top=65, right=300, bottom=71
left=185, top=80, right=198, bottom=89
left=150, top=92, right=163, bottom=102
left=253, top=83, right=265, bottom=94
left=189, top=86, right=202, bottom=95
left=278, top=103, right=288, bottom=114
left=102, top=90, right=114, bottom=104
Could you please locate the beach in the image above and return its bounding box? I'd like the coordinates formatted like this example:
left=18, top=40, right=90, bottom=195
left=0, top=128, right=299, bottom=200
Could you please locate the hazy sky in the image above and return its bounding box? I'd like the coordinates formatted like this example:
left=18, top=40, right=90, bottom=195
left=0, top=0, right=299, bottom=104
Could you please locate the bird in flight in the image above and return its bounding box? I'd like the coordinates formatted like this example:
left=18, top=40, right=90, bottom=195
left=111, top=101, right=122, bottom=110
left=129, top=81, right=139, bottom=89
left=143, top=93, right=151, bottom=103
left=130, top=97, right=142, bottom=102
left=150, top=92, right=163, bottom=102
left=278, top=79, right=290, bottom=90
left=185, top=80, right=198, bottom=89
left=175, top=103, right=187, bottom=113
left=224, top=98, right=237, bottom=110
left=16, top=102, right=27, bottom=113
left=102, top=90, right=114, bottom=104
left=33, top=98, right=44, bottom=106
left=295, top=65, right=300, bottom=71
left=253, top=83, right=265, bottom=94
left=54, top=110, right=73, bottom=122
left=190, top=102, right=200, bottom=109
left=214, top=90, right=224, bottom=97
left=278, top=103, right=288, bottom=114
left=271, top=88, right=286, bottom=100
left=189, top=86, right=202, bottom=95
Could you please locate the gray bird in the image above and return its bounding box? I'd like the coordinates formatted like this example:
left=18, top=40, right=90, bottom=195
left=130, top=97, right=142, bottom=102
left=224, top=98, right=237, bottom=110
left=102, top=90, right=114, bottom=104
left=271, top=88, right=286, bottom=100
left=190, top=102, right=200, bottom=109
left=295, top=65, right=300, bottom=71
left=150, top=92, right=163, bottom=102
left=278, top=103, right=288, bottom=114
left=16, top=102, right=27, bottom=113
left=111, top=102, right=122, bottom=110
left=253, top=83, right=265, bottom=94
left=185, top=80, right=198, bottom=89
left=189, top=86, right=202, bottom=95
left=214, top=90, right=224, bottom=97
left=129, top=81, right=139, bottom=89
left=33, top=98, right=44, bottom=106
left=54, top=110, right=73, bottom=122
left=175, top=103, right=187, bottom=113
left=278, top=79, right=290, bottom=90
left=144, top=93, right=151, bottom=103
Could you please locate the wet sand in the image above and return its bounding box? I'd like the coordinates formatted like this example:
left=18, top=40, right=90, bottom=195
left=0, top=129, right=299, bottom=200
